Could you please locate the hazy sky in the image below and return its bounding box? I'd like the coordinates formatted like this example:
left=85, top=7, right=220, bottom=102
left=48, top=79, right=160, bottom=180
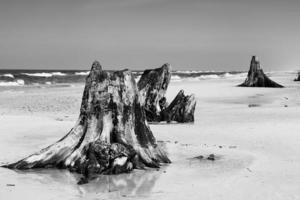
left=0, top=0, right=300, bottom=71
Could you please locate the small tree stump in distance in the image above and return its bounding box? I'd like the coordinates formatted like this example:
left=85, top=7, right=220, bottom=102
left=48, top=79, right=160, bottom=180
left=294, top=72, right=300, bottom=81
left=239, top=56, right=284, bottom=88
left=3, top=61, right=170, bottom=184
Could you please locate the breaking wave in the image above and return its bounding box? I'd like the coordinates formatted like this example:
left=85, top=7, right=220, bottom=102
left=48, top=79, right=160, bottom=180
left=0, top=74, right=15, bottom=78
left=0, top=79, right=25, bottom=86
left=198, top=74, right=220, bottom=79
left=171, top=75, right=182, bottom=82
left=51, top=72, right=67, bottom=76
left=75, top=71, right=89, bottom=76
left=22, top=72, right=67, bottom=77
left=170, top=72, right=246, bottom=82
left=0, top=69, right=247, bottom=87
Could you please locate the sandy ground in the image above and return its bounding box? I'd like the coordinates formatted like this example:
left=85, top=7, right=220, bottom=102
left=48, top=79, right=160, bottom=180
left=0, top=72, right=300, bottom=200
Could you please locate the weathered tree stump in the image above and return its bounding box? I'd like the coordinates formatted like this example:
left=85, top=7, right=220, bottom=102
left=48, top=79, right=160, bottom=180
left=161, top=90, right=196, bottom=123
left=138, top=64, right=196, bottom=123
left=294, top=72, right=300, bottom=81
left=137, top=64, right=171, bottom=122
left=239, top=56, right=284, bottom=88
left=3, top=61, right=170, bottom=184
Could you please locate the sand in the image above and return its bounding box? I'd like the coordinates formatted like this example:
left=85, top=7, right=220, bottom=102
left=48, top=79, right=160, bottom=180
left=0, top=72, right=300, bottom=200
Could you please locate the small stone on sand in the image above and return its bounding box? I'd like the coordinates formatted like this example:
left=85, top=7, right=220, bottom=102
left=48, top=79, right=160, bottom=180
left=207, top=154, right=215, bottom=161
left=248, top=104, right=260, bottom=108
left=194, top=155, right=204, bottom=160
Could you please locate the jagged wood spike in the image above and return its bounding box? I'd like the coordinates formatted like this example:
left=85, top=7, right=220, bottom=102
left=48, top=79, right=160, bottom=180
left=239, top=56, right=284, bottom=88
left=138, top=64, right=196, bottom=123
left=3, top=61, right=170, bottom=183
left=161, top=90, right=196, bottom=123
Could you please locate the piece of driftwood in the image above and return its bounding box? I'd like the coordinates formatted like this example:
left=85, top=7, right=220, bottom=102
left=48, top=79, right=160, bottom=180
left=138, top=64, right=196, bottom=123
left=3, top=61, right=170, bottom=184
left=239, top=56, right=283, bottom=88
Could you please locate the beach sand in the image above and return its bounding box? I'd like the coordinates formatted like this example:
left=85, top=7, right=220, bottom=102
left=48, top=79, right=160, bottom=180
left=0, top=73, right=299, bottom=200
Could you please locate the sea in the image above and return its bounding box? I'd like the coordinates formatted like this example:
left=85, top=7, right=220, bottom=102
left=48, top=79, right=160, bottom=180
left=0, top=69, right=293, bottom=87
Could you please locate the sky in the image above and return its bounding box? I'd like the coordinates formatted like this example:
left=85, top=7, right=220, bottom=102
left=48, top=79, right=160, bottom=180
left=0, top=0, right=300, bottom=71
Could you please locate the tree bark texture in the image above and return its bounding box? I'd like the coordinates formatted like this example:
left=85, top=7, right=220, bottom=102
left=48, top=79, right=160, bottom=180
left=3, top=61, right=170, bottom=183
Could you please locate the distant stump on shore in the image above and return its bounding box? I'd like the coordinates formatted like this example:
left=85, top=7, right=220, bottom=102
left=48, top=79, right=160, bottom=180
left=239, top=56, right=284, bottom=88
left=294, top=72, right=300, bottom=81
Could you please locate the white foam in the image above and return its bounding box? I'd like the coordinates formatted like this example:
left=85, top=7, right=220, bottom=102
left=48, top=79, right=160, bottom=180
left=0, top=79, right=25, bottom=86
left=75, top=71, right=89, bottom=76
left=23, top=72, right=53, bottom=77
left=51, top=72, right=67, bottom=76
left=198, top=74, right=220, bottom=79
left=175, top=70, right=223, bottom=73
left=0, top=74, right=15, bottom=78
left=223, top=73, right=234, bottom=78
left=171, top=75, right=182, bottom=82
left=176, top=70, right=201, bottom=74
left=170, top=72, right=248, bottom=82
left=22, top=72, right=67, bottom=77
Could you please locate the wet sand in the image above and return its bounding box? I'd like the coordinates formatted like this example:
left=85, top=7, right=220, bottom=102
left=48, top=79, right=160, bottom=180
left=0, top=73, right=300, bottom=200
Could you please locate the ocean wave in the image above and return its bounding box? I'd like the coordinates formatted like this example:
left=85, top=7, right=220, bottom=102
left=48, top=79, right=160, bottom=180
left=170, top=72, right=247, bottom=81
left=22, top=72, right=67, bottom=77
left=171, top=75, right=182, bottom=82
left=198, top=74, right=220, bottom=79
left=222, top=73, right=234, bottom=78
left=0, top=69, right=247, bottom=86
left=198, top=73, right=247, bottom=80
left=175, top=70, right=223, bottom=74
left=51, top=72, right=67, bottom=76
left=175, top=70, right=202, bottom=74
left=22, top=72, right=53, bottom=77
left=75, top=71, right=89, bottom=76
left=0, top=79, right=25, bottom=86
left=0, top=73, right=15, bottom=78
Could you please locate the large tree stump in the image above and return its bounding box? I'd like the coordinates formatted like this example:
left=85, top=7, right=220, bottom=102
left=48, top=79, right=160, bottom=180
left=239, top=56, right=284, bottom=88
left=138, top=64, right=196, bottom=123
left=3, top=61, right=170, bottom=184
